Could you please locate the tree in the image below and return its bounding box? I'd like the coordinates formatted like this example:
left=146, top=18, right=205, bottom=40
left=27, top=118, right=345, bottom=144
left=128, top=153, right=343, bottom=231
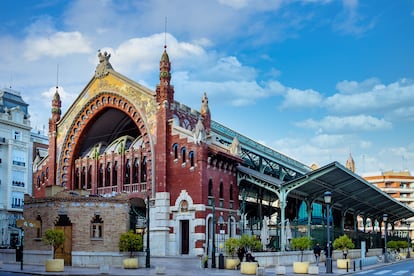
left=42, top=228, right=65, bottom=259
left=225, top=237, right=240, bottom=257
left=119, top=230, right=143, bottom=257
left=238, top=234, right=262, bottom=252
left=291, top=236, right=312, bottom=262
left=333, top=235, right=355, bottom=259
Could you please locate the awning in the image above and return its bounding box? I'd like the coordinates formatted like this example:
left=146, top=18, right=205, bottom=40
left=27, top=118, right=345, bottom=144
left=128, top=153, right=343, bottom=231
left=283, top=162, right=414, bottom=222
left=237, top=161, right=414, bottom=223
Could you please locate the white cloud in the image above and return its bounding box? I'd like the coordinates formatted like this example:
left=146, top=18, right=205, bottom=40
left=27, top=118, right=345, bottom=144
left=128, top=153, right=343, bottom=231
left=280, top=88, right=323, bottom=109
left=24, top=32, right=92, bottom=61
left=297, top=115, right=392, bottom=134
left=326, top=79, right=414, bottom=121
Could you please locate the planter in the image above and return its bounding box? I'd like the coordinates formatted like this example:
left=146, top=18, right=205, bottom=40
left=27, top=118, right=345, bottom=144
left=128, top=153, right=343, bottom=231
left=240, top=262, right=258, bottom=275
left=45, top=259, right=64, bottom=272
left=225, top=258, right=240, bottom=269
left=293, top=261, right=309, bottom=274
left=123, top=258, right=139, bottom=269
left=337, top=259, right=351, bottom=269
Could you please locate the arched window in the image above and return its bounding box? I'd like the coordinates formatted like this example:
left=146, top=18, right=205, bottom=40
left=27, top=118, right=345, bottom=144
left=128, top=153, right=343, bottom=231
left=208, top=179, right=213, bottom=197
left=75, top=168, right=80, bottom=189
left=90, top=214, right=104, bottom=239
left=172, top=143, right=179, bottom=160
left=81, top=166, right=86, bottom=189
left=87, top=165, right=92, bottom=189
left=45, top=167, right=49, bottom=178
left=141, top=156, right=147, bottom=182
left=41, top=171, right=45, bottom=182
left=181, top=147, right=186, bottom=163
left=133, top=158, right=139, bottom=183
left=189, top=151, right=195, bottom=167
left=37, top=176, right=41, bottom=188
left=105, top=162, right=111, bottom=186
left=112, top=161, right=118, bottom=186
left=98, top=163, right=104, bottom=187
left=124, top=159, right=130, bottom=184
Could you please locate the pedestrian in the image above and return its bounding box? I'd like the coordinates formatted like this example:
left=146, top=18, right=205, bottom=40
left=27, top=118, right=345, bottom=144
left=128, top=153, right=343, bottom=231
left=237, top=246, right=246, bottom=262
left=313, top=243, right=321, bottom=265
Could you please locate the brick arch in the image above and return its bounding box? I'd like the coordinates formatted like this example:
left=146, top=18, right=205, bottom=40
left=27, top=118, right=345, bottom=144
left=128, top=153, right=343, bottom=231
left=58, top=92, right=152, bottom=189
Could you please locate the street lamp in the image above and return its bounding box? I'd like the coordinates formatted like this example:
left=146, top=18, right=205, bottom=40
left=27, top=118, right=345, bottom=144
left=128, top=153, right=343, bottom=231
left=383, top=214, right=388, bottom=263
left=146, top=195, right=150, bottom=268
left=406, top=220, right=411, bottom=258
left=211, top=198, right=216, bottom=268
left=218, top=213, right=225, bottom=269
left=324, top=191, right=332, bottom=274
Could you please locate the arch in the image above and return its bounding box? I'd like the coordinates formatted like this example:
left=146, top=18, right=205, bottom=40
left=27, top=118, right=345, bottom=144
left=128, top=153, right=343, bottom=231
left=57, top=92, right=153, bottom=191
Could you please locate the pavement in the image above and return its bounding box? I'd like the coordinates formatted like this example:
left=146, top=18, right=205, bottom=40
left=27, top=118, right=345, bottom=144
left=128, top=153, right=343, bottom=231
left=0, top=257, right=400, bottom=276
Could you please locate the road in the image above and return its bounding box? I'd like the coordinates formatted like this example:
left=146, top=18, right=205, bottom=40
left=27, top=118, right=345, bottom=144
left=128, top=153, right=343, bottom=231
left=354, top=259, right=414, bottom=275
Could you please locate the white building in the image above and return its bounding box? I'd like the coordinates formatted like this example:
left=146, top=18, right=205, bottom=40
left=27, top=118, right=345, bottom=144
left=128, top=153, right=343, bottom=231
left=0, top=88, right=32, bottom=248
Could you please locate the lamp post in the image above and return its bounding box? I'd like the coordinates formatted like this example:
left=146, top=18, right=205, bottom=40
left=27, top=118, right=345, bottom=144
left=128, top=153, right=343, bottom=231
left=218, top=214, right=225, bottom=269
left=211, top=198, right=216, bottom=268
left=324, top=191, right=332, bottom=274
left=406, top=220, right=411, bottom=258
left=383, top=214, right=388, bottom=263
left=146, top=195, right=150, bottom=268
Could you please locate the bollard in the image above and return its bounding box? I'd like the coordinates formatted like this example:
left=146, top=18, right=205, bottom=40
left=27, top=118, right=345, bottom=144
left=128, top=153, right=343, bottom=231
left=346, top=260, right=349, bottom=272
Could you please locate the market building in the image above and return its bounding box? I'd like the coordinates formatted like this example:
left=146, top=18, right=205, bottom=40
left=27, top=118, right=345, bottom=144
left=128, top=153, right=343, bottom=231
left=21, top=46, right=414, bottom=268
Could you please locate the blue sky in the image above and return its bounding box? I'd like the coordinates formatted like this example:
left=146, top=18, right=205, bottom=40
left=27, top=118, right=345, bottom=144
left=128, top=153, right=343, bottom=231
left=1, top=0, right=413, bottom=175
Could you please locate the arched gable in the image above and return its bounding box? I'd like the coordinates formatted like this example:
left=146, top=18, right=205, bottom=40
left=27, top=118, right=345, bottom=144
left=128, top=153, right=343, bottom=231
left=58, top=92, right=153, bottom=190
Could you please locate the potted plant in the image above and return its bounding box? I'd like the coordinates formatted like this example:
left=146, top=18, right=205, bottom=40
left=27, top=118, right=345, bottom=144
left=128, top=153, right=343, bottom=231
left=42, top=228, right=65, bottom=272
left=238, top=234, right=262, bottom=274
left=333, top=234, right=354, bottom=268
left=291, top=236, right=312, bottom=274
left=224, top=237, right=240, bottom=269
left=119, top=230, right=143, bottom=269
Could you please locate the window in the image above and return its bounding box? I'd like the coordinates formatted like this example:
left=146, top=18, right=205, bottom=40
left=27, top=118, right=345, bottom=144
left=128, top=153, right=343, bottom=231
left=181, top=147, right=186, bottom=163
left=112, top=161, right=118, bottom=186
left=36, top=215, right=42, bottom=239
left=219, top=181, right=223, bottom=198
left=189, top=151, right=195, bottom=167
left=98, top=163, right=104, bottom=187
left=172, top=143, right=179, bottom=160
left=13, top=130, right=22, bottom=141
left=208, top=179, right=213, bottom=197
left=141, top=156, right=147, bottom=182
left=91, top=214, right=104, bottom=239
left=125, top=159, right=131, bottom=184
left=105, top=162, right=111, bottom=186
left=229, top=185, right=233, bottom=201
left=133, top=158, right=139, bottom=183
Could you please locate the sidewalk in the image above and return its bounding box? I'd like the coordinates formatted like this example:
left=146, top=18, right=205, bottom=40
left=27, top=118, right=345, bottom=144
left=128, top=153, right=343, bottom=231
left=0, top=257, right=392, bottom=276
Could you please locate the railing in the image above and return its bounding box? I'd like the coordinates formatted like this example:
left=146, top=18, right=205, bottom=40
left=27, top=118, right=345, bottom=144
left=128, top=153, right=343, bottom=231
left=12, top=161, right=25, bottom=167
left=12, top=181, right=25, bottom=187
left=96, top=182, right=147, bottom=195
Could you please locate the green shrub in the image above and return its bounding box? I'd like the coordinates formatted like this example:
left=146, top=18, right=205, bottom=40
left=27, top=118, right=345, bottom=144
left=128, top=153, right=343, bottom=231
left=119, top=230, right=143, bottom=257
left=333, top=235, right=355, bottom=258
left=225, top=237, right=240, bottom=257
left=291, top=236, right=312, bottom=262
left=42, top=228, right=65, bottom=258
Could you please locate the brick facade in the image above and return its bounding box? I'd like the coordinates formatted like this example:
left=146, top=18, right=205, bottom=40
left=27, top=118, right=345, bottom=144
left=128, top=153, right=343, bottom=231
left=28, top=48, right=242, bottom=265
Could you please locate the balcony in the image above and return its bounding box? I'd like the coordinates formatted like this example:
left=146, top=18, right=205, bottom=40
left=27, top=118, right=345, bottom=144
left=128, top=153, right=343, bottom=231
left=12, top=181, right=25, bottom=187
left=12, top=160, right=25, bottom=167
left=11, top=203, right=23, bottom=209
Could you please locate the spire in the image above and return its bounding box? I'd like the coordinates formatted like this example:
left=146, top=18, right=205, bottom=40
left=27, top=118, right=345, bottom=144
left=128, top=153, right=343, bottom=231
left=156, top=46, right=174, bottom=104
left=200, top=92, right=211, bottom=135
left=346, top=153, right=355, bottom=173
left=51, top=86, right=62, bottom=122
